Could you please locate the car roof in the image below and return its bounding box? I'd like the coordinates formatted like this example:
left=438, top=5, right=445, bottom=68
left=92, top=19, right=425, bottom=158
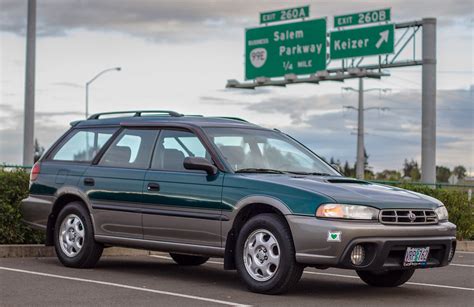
left=72, top=110, right=266, bottom=130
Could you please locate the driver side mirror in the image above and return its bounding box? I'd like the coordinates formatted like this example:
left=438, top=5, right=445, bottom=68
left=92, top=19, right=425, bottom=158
left=183, top=157, right=218, bottom=176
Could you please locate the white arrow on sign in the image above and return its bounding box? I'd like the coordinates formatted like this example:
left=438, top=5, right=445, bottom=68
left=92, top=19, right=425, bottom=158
left=375, top=30, right=389, bottom=49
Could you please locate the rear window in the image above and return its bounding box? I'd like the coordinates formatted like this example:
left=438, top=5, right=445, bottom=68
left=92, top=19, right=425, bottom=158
left=52, top=128, right=117, bottom=162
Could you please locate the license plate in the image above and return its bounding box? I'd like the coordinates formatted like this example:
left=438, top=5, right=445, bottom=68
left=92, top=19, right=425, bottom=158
left=404, top=247, right=430, bottom=266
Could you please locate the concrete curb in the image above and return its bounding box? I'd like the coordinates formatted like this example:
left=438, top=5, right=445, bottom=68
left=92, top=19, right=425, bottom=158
left=1, top=241, right=473, bottom=258
left=0, top=245, right=150, bottom=258
left=456, top=241, right=474, bottom=252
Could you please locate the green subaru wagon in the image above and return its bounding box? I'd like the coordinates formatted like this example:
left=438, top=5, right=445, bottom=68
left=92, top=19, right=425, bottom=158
left=21, top=110, right=456, bottom=294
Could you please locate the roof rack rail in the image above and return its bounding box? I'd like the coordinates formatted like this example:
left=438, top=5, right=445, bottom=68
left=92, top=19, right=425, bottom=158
left=88, top=110, right=183, bottom=120
left=212, top=116, right=249, bottom=123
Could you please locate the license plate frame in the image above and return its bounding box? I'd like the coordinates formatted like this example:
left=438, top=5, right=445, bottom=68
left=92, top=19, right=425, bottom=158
left=404, top=246, right=430, bottom=266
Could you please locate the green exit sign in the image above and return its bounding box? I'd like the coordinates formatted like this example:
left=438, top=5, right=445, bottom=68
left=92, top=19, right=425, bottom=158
left=330, top=23, right=394, bottom=59
left=260, top=6, right=310, bottom=24
left=246, top=18, right=327, bottom=80
left=334, top=8, right=391, bottom=27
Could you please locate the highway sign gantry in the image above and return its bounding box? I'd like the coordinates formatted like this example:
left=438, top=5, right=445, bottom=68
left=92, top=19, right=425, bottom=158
left=245, top=18, right=326, bottom=80
left=260, top=6, right=310, bottom=24
left=334, top=8, right=391, bottom=27
left=330, top=23, right=394, bottom=59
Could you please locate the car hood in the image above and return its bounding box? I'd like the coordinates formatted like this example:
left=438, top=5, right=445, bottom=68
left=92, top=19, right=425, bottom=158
left=242, top=174, right=442, bottom=209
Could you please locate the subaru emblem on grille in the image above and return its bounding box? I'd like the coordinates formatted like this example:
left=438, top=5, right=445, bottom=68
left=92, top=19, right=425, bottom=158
left=408, top=211, right=417, bottom=222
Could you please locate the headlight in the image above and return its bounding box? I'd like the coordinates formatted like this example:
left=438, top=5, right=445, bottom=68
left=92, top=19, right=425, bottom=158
left=316, top=204, right=379, bottom=220
left=435, top=206, right=449, bottom=221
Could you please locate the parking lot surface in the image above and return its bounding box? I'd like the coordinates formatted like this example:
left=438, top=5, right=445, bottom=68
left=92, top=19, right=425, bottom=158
left=1, top=251, right=473, bottom=306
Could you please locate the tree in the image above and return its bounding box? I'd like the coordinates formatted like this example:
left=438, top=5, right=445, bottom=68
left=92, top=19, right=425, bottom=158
left=453, top=165, right=467, bottom=180
left=376, top=170, right=402, bottom=181
left=342, top=161, right=355, bottom=177
left=436, top=166, right=451, bottom=183
left=33, top=139, right=45, bottom=163
left=403, top=159, right=421, bottom=181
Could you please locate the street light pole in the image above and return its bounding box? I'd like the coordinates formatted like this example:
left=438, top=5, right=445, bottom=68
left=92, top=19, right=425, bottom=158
left=342, top=83, right=391, bottom=179
left=85, top=67, right=121, bottom=118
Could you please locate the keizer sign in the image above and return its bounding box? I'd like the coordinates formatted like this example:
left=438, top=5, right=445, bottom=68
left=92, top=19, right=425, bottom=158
left=330, top=23, right=394, bottom=59
left=245, top=18, right=326, bottom=80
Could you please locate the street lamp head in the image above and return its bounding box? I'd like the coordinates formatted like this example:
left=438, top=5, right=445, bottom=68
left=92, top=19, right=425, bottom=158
left=115, top=67, right=121, bottom=71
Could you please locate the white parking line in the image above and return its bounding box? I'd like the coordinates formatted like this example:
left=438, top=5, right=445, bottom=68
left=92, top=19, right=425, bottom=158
left=0, top=266, right=250, bottom=307
left=150, top=255, right=474, bottom=292
left=456, top=251, right=474, bottom=254
left=450, top=263, right=474, bottom=268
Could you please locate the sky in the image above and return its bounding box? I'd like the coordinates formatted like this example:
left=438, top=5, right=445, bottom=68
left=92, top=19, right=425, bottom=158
left=1, top=0, right=473, bottom=174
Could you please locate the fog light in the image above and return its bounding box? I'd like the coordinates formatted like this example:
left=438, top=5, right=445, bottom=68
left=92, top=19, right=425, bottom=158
left=448, top=243, right=455, bottom=262
left=350, top=245, right=366, bottom=266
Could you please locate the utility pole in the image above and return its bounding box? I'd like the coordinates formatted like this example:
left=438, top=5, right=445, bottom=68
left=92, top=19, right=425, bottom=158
left=356, top=78, right=364, bottom=179
left=421, top=18, right=437, bottom=184
left=343, top=82, right=390, bottom=179
left=22, top=0, right=36, bottom=166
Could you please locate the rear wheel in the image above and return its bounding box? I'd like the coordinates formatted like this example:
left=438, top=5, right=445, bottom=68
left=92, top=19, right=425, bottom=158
left=235, top=213, right=304, bottom=294
left=169, top=253, right=209, bottom=266
left=357, top=269, right=415, bottom=287
left=54, top=201, right=103, bottom=268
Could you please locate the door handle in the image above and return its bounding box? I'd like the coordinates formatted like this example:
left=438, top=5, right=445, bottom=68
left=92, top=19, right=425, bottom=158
left=83, top=178, right=95, bottom=186
left=147, top=182, right=160, bottom=192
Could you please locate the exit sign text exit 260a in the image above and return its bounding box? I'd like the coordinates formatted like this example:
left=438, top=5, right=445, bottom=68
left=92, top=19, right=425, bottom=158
left=330, top=24, right=394, bottom=59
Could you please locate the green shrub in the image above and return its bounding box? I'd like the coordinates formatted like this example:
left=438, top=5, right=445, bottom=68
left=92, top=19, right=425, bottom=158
left=0, top=168, right=472, bottom=244
left=0, top=168, right=44, bottom=244
left=397, top=184, right=474, bottom=240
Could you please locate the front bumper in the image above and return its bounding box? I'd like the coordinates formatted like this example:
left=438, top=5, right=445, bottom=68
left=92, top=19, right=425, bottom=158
left=287, top=215, right=456, bottom=270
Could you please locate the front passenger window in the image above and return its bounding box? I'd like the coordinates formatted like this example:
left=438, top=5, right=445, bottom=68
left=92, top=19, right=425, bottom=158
left=152, top=130, right=211, bottom=171
left=99, top=129, right=157, bottom=169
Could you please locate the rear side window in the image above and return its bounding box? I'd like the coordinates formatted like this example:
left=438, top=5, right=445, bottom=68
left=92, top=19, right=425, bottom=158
left=99, top=129, right=158, bottom=169
left=52, top=128, right=117, bottom=162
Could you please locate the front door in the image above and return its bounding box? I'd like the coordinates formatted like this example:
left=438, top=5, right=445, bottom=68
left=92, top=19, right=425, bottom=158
left=143, top=129, right=224, bottom=247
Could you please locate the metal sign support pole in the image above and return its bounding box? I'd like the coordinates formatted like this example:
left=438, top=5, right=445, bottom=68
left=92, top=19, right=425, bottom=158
left=421, top=18, right=437, bottom=184
left=356, top=78, right=365, bottom=179
left=22, top=0, right=36, bottom=166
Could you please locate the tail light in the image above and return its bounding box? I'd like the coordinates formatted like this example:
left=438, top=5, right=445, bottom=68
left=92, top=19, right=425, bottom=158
left=30, top=162, right=41, bottom=181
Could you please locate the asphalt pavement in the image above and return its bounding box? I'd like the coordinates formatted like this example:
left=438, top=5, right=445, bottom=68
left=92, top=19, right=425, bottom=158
left=1, top=251, right=473, bottom=306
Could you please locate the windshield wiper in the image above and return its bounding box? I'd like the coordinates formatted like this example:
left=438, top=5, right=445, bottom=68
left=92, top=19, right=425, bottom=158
left=287, top=171, right=333, bottom=176
left=235, top=168, right=287, bottom=174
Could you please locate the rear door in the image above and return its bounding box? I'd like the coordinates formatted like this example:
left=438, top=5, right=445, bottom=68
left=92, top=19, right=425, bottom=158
left=83, top=128, right=158, bottom=239
left=143, top=129, right=224, bottom=247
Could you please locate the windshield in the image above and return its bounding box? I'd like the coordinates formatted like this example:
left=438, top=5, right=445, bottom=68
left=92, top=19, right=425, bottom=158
left=204, top=128, right=339, bottom=176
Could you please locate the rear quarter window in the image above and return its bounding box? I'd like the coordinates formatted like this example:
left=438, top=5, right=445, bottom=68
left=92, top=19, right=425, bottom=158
left=51, top=128, right=117, bottom=162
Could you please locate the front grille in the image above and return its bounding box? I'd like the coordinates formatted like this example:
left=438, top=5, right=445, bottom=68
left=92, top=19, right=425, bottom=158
left=379, top=209, right=438, bottom=225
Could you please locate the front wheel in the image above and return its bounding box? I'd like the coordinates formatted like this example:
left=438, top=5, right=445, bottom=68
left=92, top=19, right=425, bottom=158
left=169, top=253, right=209, bottom=266
left=235, top=213, right=304, bottom=294
left=357, top=269, right=415, bottom=287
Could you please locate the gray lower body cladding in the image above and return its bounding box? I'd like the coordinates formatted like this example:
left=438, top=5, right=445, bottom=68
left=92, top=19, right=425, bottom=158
left=287, top=215, right=456, bottom=270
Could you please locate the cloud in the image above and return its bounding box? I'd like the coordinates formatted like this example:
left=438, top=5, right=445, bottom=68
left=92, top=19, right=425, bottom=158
left=0, top=105, right=78, bottom=164
left=1, top=0, right=472, bottom=42
left=224, top=86, right=473, bottom=171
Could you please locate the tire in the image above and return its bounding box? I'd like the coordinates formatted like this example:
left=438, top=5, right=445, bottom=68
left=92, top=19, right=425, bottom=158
left=54, top=201, right=103, bottom=268
left=357, top=269, right=415, bottom=287
left=169, top=253, right=209, bottom=266
left=235, top=213, right=304, bottom=294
